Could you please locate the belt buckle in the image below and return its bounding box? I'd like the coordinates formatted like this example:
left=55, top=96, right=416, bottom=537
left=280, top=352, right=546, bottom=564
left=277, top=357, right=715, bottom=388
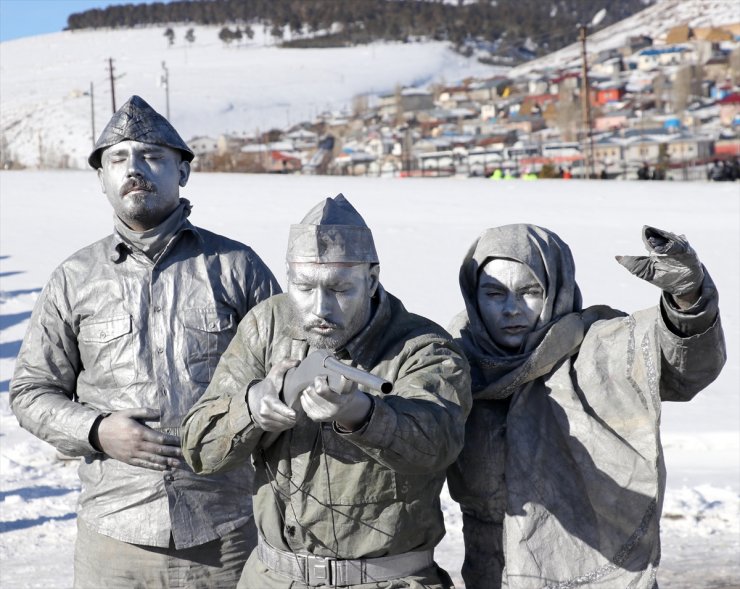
left=305, top=554, right=332, bottom=586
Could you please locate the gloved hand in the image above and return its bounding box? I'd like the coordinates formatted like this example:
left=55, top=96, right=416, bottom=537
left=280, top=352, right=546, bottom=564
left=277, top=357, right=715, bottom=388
left=616, top=226, right=704, bottom=302
left=247, top=359, right=300, bottom=432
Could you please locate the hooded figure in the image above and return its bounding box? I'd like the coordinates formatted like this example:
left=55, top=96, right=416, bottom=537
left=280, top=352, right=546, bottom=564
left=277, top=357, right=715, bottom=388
left=447, top=224, right=725, bottom=589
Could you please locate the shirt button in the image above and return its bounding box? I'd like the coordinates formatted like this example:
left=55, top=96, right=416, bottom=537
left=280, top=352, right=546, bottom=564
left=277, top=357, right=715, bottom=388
left=99, top=332, right=106, bottom=338
left=164, top=473, right=174, bottom=482
left=157, top=348, right=164, bottom=354
left=154, top=306, right=162, bottom=312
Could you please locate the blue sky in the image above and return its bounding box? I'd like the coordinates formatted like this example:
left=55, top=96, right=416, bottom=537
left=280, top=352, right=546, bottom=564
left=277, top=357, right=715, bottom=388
left=0, top=0, right=169, bottom=42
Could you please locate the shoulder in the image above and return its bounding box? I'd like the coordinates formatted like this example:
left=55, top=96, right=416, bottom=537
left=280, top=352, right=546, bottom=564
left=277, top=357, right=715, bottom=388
left=49, top=234, right=117, bottom=283
left=191, top=226, right=263, bottom=261
left=386, top=291, right=454, bottom=344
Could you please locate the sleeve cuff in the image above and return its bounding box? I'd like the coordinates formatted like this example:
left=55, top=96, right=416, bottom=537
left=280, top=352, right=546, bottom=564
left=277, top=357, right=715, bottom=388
left=661, top=272, right=719, bottom=337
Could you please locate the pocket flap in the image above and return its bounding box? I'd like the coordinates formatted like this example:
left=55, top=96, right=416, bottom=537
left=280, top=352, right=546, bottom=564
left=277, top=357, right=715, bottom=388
left=79, top=315, right=132, bottom=343
left=181, top=308, right=234, bottom=333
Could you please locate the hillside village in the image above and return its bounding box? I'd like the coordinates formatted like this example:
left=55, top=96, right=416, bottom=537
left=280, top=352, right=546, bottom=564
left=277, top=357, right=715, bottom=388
left=191, top=21, right=740, bottom=181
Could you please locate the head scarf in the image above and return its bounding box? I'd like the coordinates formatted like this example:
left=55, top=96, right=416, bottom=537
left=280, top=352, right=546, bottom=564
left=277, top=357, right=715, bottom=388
left=451, top=224, right=586, bottom=398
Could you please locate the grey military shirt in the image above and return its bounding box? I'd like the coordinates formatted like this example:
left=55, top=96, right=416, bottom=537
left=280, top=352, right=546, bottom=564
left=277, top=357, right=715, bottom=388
left=11, top=221, right=280, bottom=548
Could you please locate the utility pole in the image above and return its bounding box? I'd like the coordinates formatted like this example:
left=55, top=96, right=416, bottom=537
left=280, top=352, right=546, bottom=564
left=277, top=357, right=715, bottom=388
left=89, top=82, right=96, bottom=147
left=161, top=61, right=170, bottom=120
left=108, top=58, right=117, bottom=113
left=579, top=25, right=596, bottom=179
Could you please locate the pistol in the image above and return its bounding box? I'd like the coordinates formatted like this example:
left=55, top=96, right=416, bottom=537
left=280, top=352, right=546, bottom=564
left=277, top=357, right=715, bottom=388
left=280, top=350, right=393, bottom=409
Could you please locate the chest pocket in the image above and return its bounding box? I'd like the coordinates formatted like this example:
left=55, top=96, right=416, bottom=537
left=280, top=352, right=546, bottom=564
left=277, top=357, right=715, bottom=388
left=78, top=315, right=135, bottom=389
left=181, top=308, right=236, bottom=384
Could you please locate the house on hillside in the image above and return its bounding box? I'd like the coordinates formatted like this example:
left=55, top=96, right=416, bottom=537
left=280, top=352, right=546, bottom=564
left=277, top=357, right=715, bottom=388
left=637, top=46, right=693, bottom=70
left=718, top=93, right=740, bottom=126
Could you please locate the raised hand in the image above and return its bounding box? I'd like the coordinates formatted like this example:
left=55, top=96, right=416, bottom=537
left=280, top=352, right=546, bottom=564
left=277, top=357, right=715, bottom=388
left=616, top=226, right=704, bottom=308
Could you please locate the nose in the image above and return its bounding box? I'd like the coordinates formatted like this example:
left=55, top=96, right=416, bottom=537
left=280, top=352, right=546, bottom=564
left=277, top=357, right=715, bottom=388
left=501, top=293, right=522, bottom=316
left=312, top=288, right=331, bottom=319
left=126, top=154, right=145, bottom=177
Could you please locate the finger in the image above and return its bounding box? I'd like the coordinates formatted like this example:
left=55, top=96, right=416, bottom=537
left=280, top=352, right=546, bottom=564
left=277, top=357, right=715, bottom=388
left=264, top=396, right=297, bottom=419
left=122, top=407, right=160, bottom=421
left=130, top=456, right=172, bottom=471
left=141, top=442, right=183, bottom=458
left=140, top=430, right=181, bottom=447
left=615, top=255, right=653, bottom=278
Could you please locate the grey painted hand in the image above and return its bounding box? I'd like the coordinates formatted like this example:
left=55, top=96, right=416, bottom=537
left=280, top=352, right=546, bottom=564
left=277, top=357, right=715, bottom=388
left=247, top=359, right=299, bottom=432
left=616, top=225, right=704, bottom=298
left=300, top=375, right=371, bottom=431
left=94, top=408, right=184, bottom=471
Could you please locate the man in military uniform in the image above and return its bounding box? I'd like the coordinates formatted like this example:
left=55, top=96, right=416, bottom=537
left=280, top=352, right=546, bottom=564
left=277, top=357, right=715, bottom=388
left=11, top=95, right=280, bottom=588
left=182, top=194, right=472, bottom=588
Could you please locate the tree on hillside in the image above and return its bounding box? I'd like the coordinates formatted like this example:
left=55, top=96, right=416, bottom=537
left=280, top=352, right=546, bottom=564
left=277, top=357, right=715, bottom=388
left=185, top=28, right=196, bottom=44
left=164, top=27, right=175, bottom=46
left=270, top=23, right=284, bottom=42
left=243, top=24, right=254, bottom=40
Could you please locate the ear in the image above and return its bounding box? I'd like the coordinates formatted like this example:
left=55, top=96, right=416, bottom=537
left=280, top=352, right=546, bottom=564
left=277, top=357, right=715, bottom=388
left=178, top=160, right=191, bottom=187
left=367, top=264, right=380, bottom=297
left=96, top=167, right=106, bottom=193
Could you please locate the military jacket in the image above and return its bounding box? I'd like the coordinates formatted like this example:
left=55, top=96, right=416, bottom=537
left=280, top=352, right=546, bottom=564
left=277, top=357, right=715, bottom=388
left=182, top=287, right=471, bottom=561
left=11, top=222, right=280, bottom=548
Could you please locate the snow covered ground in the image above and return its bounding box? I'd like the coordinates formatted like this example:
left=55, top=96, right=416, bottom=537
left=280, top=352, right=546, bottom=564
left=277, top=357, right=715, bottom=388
left=1, top=171, right=738, bottom=588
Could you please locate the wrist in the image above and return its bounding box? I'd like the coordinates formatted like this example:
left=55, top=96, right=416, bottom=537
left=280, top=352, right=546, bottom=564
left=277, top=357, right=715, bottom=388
left=88, top=413, right=110, bottom=453
left=335, top=393, right=374, bottom=433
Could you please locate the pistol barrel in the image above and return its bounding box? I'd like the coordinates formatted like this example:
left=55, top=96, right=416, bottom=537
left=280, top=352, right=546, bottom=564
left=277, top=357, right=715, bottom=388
left=323, top=356, right=393, bottom=394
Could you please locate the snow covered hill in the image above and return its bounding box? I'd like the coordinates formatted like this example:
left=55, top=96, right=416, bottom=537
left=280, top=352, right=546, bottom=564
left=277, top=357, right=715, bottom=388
left=510, top=0, right=740, bottom=76
left=0, top=25, right=503, bottom=170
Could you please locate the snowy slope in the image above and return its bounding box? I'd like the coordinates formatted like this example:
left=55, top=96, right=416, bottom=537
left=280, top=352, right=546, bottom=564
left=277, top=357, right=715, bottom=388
left=1, top=171, right=738, bottom=587
left=510, top=0, right=740, bottom=76
left=0, top=25, right=505, bottom=170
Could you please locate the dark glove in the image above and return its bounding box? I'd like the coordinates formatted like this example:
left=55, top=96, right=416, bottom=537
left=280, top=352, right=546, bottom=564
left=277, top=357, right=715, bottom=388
left=615, top=226, right=704, bottom=296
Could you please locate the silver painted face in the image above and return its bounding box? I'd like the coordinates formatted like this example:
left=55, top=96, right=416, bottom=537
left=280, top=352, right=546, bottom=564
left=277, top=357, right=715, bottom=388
left=476, top=258, right=545, bottom=352
left=97, top=140, right=190, bottom=231
left=287, top=262, right=379, bottom=350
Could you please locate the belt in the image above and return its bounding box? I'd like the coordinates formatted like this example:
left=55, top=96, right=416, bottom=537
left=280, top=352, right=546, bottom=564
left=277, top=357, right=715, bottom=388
left=256, top=535, right=434, bottom=586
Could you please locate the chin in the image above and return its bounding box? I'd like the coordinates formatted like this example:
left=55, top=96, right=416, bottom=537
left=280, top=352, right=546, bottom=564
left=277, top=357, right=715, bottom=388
left=304, top=331, right=349, bottom=351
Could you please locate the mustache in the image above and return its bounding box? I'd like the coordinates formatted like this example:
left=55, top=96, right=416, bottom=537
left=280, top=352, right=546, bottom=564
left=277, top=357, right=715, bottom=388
left=120, top=177, right=156, bottom=196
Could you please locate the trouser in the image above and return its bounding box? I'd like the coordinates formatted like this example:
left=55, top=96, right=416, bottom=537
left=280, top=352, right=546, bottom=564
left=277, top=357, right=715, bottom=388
left=73, top=517, right=257, bottom=589
left=461, top=513, right=505, bottom=589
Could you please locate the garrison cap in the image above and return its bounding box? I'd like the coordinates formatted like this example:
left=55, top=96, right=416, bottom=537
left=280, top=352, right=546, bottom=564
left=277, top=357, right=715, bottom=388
left=287, top=194, right=379, bottom=264
left=88, top=95, right=194, bottom=169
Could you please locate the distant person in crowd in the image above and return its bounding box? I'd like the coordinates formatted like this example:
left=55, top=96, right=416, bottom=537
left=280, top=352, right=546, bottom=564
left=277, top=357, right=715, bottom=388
left=11, top=95, right=280, bottom=588
left=600, top=168, right=609, bottom=180
left=490, top=168, right=503, bottom=180
left=562, top=167, right=572, bottom=179
left=637, top=161, right=651, bottom=180
left=181, top=194, right=472, bottom=589
left=708, top=159, right=737, bottom=182
left=447, top=224, right=725, bottom=589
